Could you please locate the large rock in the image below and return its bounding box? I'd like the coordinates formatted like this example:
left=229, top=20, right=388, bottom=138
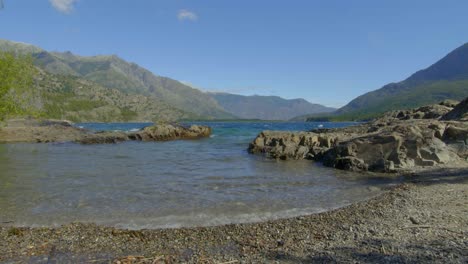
left=249, top=100, right=468, bottom=173
left=322, top=121, right=465, bottom=172
left=441, top=97, right=468, bottom=121
left=248, top=130, right=351, bottom=160
left=129, top=124, right=211, bottom=141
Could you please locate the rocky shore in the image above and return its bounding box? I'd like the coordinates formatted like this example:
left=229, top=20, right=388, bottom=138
left=1, top=102, right=466, bottom=263
left=249, top=98, right=468, bottom=173
left=0, top=168, right=466, bottom=263
left=0, top=119, right=211, bottom=144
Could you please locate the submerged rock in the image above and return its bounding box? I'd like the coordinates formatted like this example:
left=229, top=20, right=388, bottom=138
left=249, top=99, right=468, bottom=173
left=0, top=119, right=211, bottom=144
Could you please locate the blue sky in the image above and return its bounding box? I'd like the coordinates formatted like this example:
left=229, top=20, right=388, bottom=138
left=1, top=0, right=467, bottom=107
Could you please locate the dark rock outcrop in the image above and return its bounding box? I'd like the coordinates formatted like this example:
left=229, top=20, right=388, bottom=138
left=249, top=99, right=468, bottom=173
left=441, top=97, right=468, bottom=121
left=0, top=119, right=211, bottom=144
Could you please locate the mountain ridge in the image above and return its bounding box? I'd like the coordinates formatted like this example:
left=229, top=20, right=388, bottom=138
left=291, top=42, right=468, bottom=121
left=334, top=42, right=468, bottom=118
left=209, top=93, right=335, bottom=120
left=31, top=68, right=197, bottom=122
left=0, top=38, right=235, bottom=120
left=34, top=49, right=236, bottom=119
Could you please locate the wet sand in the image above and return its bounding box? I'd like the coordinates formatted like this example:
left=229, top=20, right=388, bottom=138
left=1, top=169, right=467, bottom=263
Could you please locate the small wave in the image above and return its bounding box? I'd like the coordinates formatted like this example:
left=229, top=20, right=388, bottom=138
left=78, top=126, right=84, bottom=129
left=210, top=134, right=217, bottom=138
left=129, top=128, right=140, bottom=132
left=110, top=206, right=335, bottom=230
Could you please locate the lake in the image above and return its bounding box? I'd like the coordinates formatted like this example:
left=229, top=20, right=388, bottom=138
left=0, top=122, right=401, bottom=229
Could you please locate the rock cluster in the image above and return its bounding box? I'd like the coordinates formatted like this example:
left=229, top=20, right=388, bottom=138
left=249, top=99, right=468, bottom=173
left=0, top=120, right=211, bottom=144
left=129, top=124, right=211, bottom=141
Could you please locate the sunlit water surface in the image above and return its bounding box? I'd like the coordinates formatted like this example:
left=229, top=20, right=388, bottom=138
left=0, top=122, right=402, bottom=229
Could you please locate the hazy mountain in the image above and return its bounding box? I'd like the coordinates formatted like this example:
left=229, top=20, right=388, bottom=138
left=209, top=93, right=335, bottom=120
left=333, top=42, right=468, bottom=120
left=0, top=39, right=235, bottom=120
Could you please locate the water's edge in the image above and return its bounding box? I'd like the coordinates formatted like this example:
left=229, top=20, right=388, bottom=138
left=0, top=122, right=402, bottom=229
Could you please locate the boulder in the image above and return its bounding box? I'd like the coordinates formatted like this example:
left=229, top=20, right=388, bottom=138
left=132, top=124, right=211, bottom=141
left=248, top=130, right=348, bottom=160
left=441, top=97, right=468, bottom=121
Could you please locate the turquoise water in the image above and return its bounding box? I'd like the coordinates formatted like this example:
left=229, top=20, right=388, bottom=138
left=0, top=122, right=400, bottom=229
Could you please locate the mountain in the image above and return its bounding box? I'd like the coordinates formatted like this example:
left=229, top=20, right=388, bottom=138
left=29, top=69, right=196, bottom=122
left=0, top=39, right=43, bottom=54
left=34, top=51, right=235, bottom=119
left=333, top=43, right=468, bottom=120
left=0, top=39, right=235, bottom=120
left=209, top=93, right=335, bottom=120
left=1, top=39, right=337, bottom=121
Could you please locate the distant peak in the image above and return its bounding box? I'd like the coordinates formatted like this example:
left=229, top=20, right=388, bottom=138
left=0, top=39, right=32, bottom=46
left=0, top=38, right=44, bottom=53
left=61, top=51, right=75, bottom=57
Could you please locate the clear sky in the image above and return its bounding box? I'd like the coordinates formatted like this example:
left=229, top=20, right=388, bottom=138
left=1, top=0, right=467, bottom=107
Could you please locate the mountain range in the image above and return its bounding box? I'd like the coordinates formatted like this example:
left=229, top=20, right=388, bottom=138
left=0, top=39, right=333, bottom=122
left=209, top=93, right=335, bottom=120
left=301, top=42, right=468, bottom=121
left=2, top=38, right=467, bottom=122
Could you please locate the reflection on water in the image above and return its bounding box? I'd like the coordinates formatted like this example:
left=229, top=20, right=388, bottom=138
left=0, top=122, right=401, bottom=229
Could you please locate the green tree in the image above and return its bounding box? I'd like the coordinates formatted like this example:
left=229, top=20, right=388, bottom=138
left=0, top=51, right=35, bottom=120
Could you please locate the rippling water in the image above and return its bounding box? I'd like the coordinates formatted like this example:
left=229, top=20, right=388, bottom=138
left=0, top=122, right=401, bottom=229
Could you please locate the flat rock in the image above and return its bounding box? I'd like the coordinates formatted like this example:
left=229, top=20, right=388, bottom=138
left=0, top=119, right=211, bottom=144
left=130, top=124, right=212, bottom=141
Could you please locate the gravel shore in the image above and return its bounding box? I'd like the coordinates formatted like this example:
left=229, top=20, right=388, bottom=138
left=1, top=169, right=467, bottom=263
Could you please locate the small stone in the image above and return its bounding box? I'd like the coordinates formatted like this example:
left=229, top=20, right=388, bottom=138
left=277, top=239, right=284, bottom=247
left=409, top=216, right=420, bottom=225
